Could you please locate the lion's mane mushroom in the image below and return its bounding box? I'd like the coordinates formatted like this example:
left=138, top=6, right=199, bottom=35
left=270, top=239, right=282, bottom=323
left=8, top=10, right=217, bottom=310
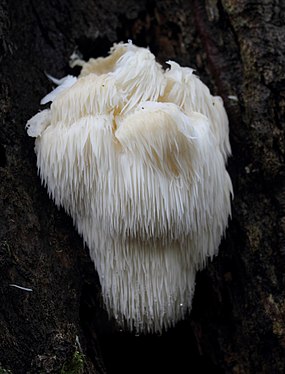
left=26, top=41, right=232, bottom=333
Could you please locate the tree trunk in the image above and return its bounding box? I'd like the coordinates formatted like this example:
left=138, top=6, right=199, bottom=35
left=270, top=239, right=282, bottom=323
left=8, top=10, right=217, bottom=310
left=1, top=0, right=284, bottom=373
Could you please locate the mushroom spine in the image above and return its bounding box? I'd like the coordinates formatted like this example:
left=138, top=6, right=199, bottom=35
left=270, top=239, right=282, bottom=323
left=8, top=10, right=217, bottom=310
left=26, top=41, right=232, bottom=333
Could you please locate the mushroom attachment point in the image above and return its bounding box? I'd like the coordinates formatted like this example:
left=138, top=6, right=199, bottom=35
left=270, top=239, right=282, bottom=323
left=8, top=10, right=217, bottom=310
left=26, top=41, right=232, bottom=334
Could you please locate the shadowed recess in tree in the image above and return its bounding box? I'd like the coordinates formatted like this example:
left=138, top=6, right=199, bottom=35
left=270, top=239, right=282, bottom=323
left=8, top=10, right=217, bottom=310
left=0, top=144, right=7, bottom=167
left=75, top=36, right=114, bottom=61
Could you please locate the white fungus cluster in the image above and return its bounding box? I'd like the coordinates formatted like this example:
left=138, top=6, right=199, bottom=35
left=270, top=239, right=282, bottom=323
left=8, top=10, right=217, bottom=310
left=26, top=41, right=232, bottom=333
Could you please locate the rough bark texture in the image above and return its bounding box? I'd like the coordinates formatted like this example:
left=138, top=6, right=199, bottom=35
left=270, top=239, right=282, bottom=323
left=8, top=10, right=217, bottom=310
left=1, top=0, right=284, bottom=373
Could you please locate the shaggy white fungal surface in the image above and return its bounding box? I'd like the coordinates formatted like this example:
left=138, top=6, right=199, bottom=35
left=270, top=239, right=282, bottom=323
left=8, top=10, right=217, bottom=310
left=26, top=41, right=232, bottom=333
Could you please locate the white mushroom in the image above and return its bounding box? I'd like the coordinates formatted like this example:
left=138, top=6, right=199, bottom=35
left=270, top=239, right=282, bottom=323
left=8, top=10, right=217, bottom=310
left=26, top=42, right=232, bottom=333
left=162, top=61, right=231, bottom=160
left=40, top=74, right=78, bottom=105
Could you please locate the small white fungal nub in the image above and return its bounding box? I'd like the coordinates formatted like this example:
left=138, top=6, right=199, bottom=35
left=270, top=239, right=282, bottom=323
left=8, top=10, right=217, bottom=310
left=26, top=41, right=232, bottom=334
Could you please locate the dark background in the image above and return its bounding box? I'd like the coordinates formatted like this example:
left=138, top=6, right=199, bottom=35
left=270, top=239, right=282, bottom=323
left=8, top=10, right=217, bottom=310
left=1, top=0, right=284, bottom=373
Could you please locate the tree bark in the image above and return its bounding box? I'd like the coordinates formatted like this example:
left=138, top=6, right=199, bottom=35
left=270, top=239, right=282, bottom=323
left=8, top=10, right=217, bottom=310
left=0, top=0, right=284, bottom=373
